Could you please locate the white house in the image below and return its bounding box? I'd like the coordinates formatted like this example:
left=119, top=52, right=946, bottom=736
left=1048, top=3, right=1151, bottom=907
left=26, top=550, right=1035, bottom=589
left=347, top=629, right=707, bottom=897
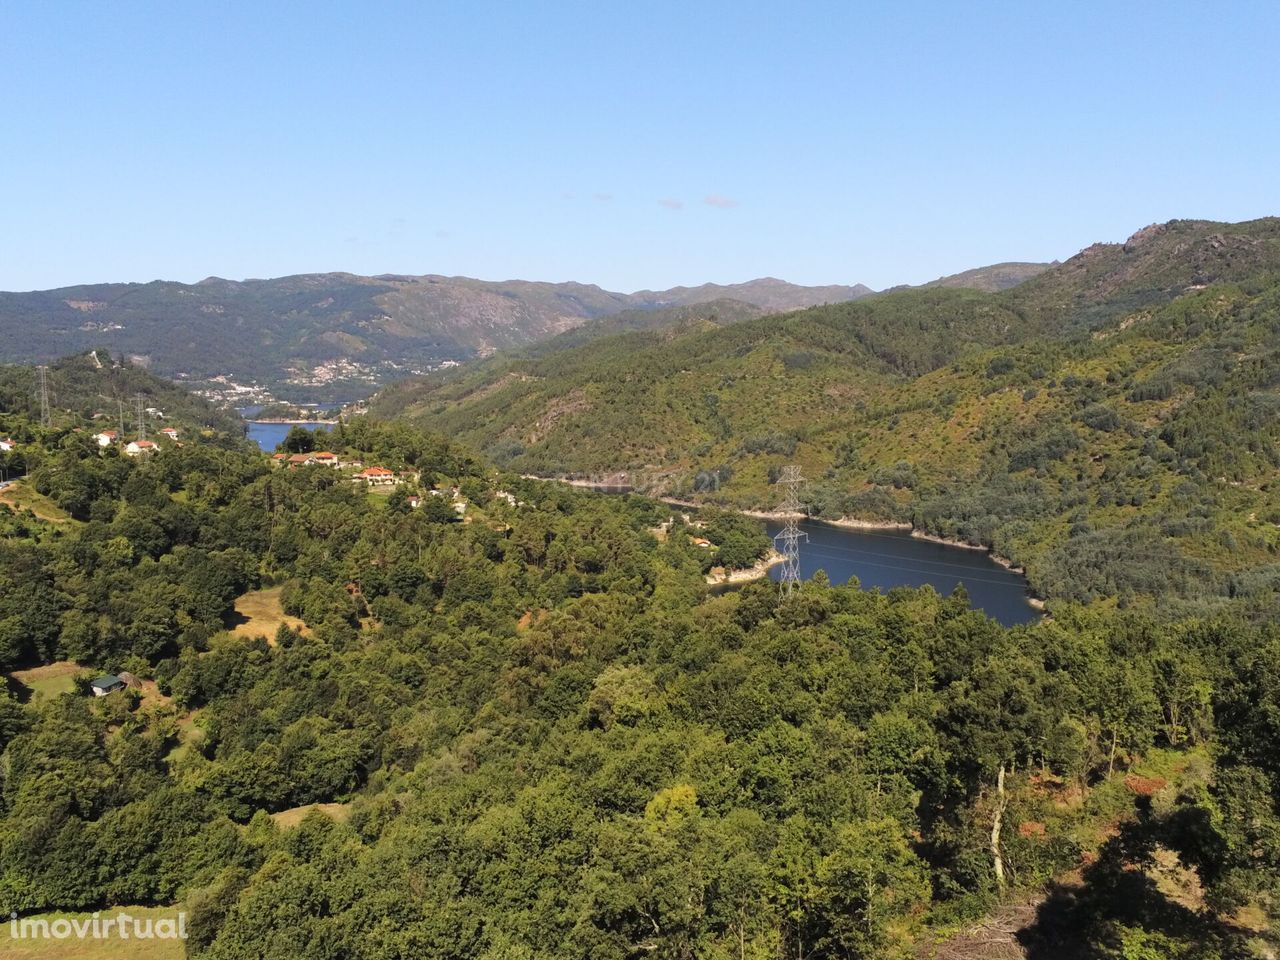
left=354, top=467, right=398, bottom=486
left=160, top=427, right=179, bottom=440
left=0, top=438, right=15, bottom=452
left=94, top=430, right=118, bottom=447
left=125, top=440, right=158, bottom=457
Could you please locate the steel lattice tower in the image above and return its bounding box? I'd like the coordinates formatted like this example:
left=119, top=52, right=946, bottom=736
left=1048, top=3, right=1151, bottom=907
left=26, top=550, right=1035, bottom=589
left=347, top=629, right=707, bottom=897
left=135, top=394, right=147, bottom=440
left=37, top=365, right=51, bottom=427
left=773, top=464, right=807, bottom=598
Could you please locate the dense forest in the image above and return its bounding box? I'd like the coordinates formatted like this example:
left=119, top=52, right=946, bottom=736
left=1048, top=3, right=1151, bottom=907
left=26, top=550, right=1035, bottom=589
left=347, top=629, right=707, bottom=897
left=0, top=360, right=1278, bottom=958
left=371, top=218, right=1280, bottom=616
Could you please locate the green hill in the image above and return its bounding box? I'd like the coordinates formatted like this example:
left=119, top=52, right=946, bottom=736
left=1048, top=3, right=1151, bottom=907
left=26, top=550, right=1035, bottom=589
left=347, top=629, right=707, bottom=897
left=0, top=351, right=246, bottom=442
left=372, top=217, right=1280, bottom=611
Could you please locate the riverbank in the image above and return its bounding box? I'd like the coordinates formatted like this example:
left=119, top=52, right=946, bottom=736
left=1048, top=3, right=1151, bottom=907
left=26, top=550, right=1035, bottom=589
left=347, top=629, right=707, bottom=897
left=707, top=550, right=785, bottom=585
left=907, top=529, right=1029, bottom=576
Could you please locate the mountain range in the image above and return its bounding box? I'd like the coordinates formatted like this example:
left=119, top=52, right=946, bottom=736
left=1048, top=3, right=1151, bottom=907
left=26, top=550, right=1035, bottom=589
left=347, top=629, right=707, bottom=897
left=0, top=268, right=1035, bottom=404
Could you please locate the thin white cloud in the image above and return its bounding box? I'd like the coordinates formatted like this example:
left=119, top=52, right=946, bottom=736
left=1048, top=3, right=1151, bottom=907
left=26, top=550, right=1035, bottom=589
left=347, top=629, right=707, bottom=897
left=658, top=198, right=684, bottom=210
left=704, top=194, right=739, bottom=209
left=593, top=192, right=614, bottom=202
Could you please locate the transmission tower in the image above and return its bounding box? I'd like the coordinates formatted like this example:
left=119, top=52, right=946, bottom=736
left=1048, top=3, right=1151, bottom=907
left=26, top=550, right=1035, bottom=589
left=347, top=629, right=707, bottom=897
left=135, top=394, right=147, bottom=441
left=37, top=365, right=52, bottom=427
left=773, top=464, right=807, bottom=598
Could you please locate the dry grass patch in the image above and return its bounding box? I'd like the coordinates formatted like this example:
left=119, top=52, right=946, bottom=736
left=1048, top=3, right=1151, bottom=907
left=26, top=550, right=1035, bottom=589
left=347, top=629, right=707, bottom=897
left=270, top=802, right=352, bottom=829
left=8, top=661, right=82, bottom=700
left=0, top=481, right=73, bottom=523
left=225, top=587, right=307, bottom=643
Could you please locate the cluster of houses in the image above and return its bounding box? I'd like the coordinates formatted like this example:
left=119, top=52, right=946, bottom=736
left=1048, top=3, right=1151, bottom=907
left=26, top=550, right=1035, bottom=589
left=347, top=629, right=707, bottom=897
left=268, top=451, right=476, bottom=515
left=270, top=451, right=409, bottom=487
left=93, top=428, right=180, bottom=456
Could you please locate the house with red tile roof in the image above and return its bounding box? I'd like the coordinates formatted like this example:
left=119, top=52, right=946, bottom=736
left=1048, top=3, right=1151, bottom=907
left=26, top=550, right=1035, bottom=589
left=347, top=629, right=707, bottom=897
left=354, top=466, right=398, bottom=486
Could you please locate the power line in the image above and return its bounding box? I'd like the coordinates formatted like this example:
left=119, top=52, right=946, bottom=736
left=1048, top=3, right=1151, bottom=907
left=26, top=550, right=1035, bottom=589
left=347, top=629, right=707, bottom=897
left=135, top=394, right=147, bottom=441
left=37, top=365, right=51, bottom=427
left=773, top=465, right=807, bottom=599
left=795, top=545, right=1035, bottom=589
left=779, top=536, right=1026, bottom=577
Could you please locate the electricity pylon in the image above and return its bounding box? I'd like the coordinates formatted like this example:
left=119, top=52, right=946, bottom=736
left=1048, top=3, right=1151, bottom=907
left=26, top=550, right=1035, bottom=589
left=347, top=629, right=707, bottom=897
left=135, top=394, right=147, bottom=440
left=773, top=464, right=807, bottom=598
left=37, top=366, right=51, bottom=427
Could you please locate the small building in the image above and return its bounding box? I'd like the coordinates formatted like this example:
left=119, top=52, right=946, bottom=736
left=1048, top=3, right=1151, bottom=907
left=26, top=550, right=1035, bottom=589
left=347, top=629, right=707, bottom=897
left=311, top=451, right=339, bottom=467
left=271, top=452, right=288, bottom=465
left=355, top=467, right=398, bottom=486
left=94, top=430, right=118, bottom=447
left=0, top=438, right=15, bottom=452
left=406, top=495, right=422, bottom=508
left=287, top=453, right=316, bottom=468
left=90, top=674, right=127, bottom=697
left=160, top=427, right=179, bottom=440
left=125, top=440, right=158, bottom=457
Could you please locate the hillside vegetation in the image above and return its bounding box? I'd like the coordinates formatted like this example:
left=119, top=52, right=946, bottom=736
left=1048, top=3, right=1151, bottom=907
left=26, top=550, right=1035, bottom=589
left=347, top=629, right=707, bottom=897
left=372, top=218, right=1280, bottom=611
left=0, top=351, right=246, bottom=443
left=0, top=395, right=1276, bottom=958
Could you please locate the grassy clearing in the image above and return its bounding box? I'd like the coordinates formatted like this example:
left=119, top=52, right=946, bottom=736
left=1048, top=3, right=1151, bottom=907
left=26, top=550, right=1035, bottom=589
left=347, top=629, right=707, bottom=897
left=0, top=481, right=73, bottom=523
left=224, top=587, right=307, bottom=643
left=165, top=711, right=205, bottom=766
left=8, top=661, right=82, bottom=700
left=270, top=802, right=352, bottom=829
left=0, top=906, right=185, bottom=958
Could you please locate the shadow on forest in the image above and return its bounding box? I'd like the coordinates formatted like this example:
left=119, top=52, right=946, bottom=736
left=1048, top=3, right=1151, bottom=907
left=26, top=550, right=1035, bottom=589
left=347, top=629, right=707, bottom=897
left=1015, top=805, right=1250, bottom=959
left=4, top=673, right=33, bottom=704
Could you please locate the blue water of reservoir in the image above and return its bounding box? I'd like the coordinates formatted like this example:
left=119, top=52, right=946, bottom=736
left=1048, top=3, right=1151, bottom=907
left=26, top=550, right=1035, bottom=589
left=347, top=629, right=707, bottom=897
left=764, top=518, right=1040, bottom=627
left=246, top=421, right=331, bottom=452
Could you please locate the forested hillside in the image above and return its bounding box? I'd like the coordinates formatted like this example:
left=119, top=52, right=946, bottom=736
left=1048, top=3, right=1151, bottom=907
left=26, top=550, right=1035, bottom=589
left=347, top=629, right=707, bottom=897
left=0, top=351, right=245, bottom=440
left=0, top=274, right=874, bottom=404
left=373, top=218, right=1280, bottom=613
left=0, top=393, right=1275, bottom=957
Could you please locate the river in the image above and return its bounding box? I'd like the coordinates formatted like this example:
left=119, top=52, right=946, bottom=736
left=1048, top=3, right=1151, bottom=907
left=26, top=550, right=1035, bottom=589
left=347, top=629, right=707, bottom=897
left=246, top=421, right=331, bottom=451
left=763, top=518, right=1039, bottom=626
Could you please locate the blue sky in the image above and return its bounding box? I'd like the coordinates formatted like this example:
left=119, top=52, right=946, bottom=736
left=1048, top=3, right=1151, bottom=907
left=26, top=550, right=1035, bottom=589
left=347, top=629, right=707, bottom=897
left=2, top=1, right=1278, bottom=292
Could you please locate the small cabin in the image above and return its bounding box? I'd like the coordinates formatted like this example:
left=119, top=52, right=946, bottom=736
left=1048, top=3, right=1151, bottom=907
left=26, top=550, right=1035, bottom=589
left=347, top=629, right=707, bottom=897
left=90, top=674, right=127, bottom=697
